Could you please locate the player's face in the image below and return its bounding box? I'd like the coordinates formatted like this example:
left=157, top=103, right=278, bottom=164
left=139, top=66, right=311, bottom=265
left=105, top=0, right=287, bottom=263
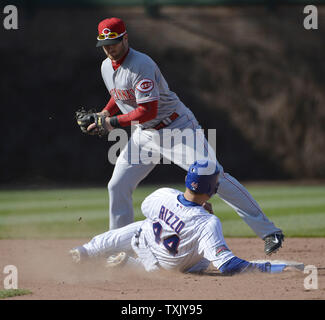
left=103, top=35, right=128, bottom=61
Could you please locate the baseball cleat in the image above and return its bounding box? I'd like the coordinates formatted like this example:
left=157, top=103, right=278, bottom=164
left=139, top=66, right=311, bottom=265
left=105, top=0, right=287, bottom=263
left=69, top=246, right=88, bottom=263
left=105, top=252, right=127, bottom=268
left=263, top=232, right=285, bottom=255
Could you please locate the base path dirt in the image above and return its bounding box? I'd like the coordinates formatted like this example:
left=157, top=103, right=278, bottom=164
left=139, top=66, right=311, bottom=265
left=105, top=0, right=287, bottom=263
left=0, top=238, right=324, bottom=300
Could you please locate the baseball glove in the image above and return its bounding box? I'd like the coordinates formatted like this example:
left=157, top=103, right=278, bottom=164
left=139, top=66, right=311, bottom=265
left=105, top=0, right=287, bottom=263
left=75, top=107, right=107, bottom=137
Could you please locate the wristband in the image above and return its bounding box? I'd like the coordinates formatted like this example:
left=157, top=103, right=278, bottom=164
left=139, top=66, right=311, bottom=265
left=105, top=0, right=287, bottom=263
left=109, top=116, right=121, bottom=128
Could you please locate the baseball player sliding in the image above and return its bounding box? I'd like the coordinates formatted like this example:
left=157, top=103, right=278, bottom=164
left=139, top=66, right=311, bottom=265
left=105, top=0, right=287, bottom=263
left=70, top=161, right=288, bottom=275
left=76, top=17, right=284, bottom=255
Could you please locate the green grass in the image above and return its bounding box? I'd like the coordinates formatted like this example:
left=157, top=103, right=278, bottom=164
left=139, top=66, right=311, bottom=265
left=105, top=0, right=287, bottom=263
left=0, top=184, right=325, bottom=239
left=0, top=289, right=32, bottom=299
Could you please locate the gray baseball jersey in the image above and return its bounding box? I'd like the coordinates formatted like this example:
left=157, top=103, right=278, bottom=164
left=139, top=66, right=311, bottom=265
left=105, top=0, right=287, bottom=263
left=101, top=47, right=189, bottom=129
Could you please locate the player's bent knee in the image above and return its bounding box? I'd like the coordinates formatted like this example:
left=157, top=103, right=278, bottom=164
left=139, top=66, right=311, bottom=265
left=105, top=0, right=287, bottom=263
left=108, top=179, right=125, bottom=194
left=108, top=176, right=137, bottom=195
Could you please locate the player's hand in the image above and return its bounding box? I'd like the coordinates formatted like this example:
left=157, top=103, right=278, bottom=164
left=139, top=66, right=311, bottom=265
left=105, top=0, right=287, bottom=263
left=87, top=115, right=114, bottom=134
left=86, top=123, right=99, bottom=135
left=202, top=202, right=214, bottom=214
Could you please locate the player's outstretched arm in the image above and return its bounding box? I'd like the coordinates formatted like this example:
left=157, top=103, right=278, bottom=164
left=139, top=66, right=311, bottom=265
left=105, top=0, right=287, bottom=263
left=218, top=257, right=286, bottom=275
left=200, top=217, right=286, bottom=276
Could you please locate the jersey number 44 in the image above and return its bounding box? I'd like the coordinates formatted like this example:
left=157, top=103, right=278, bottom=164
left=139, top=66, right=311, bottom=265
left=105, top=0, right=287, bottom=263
left=153, top=222, right=180, bottom=255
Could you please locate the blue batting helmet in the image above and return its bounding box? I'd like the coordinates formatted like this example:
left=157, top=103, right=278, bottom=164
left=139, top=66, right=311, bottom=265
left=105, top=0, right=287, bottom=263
left=185, top=160, right=219, bottom=196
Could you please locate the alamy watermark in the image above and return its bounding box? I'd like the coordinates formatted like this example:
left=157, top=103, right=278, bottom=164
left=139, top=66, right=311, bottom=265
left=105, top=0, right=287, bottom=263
left=303, top=5, right=318, bottom=30
left=3, top=5, right=18, bottom=30
left=2, top=4, right=318, bottom=31
left=303, top=265, right=318, bottom=290
left=106, top=125, right=218, bottom=175
left=2, top=265, right=18, bottom=289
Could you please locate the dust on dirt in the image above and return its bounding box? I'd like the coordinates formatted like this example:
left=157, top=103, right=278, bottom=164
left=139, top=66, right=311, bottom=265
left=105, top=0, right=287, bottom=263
left=0, top=238, right=324, bottom=300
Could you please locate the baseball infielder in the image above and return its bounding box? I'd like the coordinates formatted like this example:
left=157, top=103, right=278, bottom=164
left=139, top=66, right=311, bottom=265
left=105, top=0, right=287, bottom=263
left=76, top=17, right=284, bottom=255
left=70, top=161, right=287, bottom=274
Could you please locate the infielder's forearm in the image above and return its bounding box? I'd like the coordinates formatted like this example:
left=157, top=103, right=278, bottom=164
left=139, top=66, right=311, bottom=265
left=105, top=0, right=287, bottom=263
left=110, top=100, right=158, bottom=128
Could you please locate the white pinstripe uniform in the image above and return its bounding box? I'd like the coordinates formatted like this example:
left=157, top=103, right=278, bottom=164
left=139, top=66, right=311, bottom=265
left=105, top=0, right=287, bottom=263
left=83, top=188, right=235, bottom=273
left=103, top=47, right=280, bottom=239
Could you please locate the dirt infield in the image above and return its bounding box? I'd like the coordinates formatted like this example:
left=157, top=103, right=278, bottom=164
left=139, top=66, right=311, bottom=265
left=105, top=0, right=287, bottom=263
left=0, top=238, right=324, bottom=300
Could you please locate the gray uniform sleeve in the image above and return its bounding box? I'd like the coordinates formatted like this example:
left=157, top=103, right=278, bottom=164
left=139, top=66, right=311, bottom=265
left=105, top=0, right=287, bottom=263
left=132, top=58, right=160, bottom=104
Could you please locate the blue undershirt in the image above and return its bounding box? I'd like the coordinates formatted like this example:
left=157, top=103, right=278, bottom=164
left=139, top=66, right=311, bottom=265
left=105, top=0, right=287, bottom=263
left=177, top=194, right=201, bottom=207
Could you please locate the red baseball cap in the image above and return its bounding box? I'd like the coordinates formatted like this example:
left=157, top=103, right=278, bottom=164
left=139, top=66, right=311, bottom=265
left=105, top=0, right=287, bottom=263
left=96, top=17, right=127, bottom=47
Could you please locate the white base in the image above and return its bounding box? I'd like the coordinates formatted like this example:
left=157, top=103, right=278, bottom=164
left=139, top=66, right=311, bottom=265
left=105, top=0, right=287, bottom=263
left=251, top=260, right=304, bottom=271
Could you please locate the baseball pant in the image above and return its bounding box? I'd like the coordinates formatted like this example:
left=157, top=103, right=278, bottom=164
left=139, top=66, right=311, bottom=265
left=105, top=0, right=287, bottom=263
left=107, top=111, right=281, bottom=239
left=83, top=221, right=143, bottom=257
